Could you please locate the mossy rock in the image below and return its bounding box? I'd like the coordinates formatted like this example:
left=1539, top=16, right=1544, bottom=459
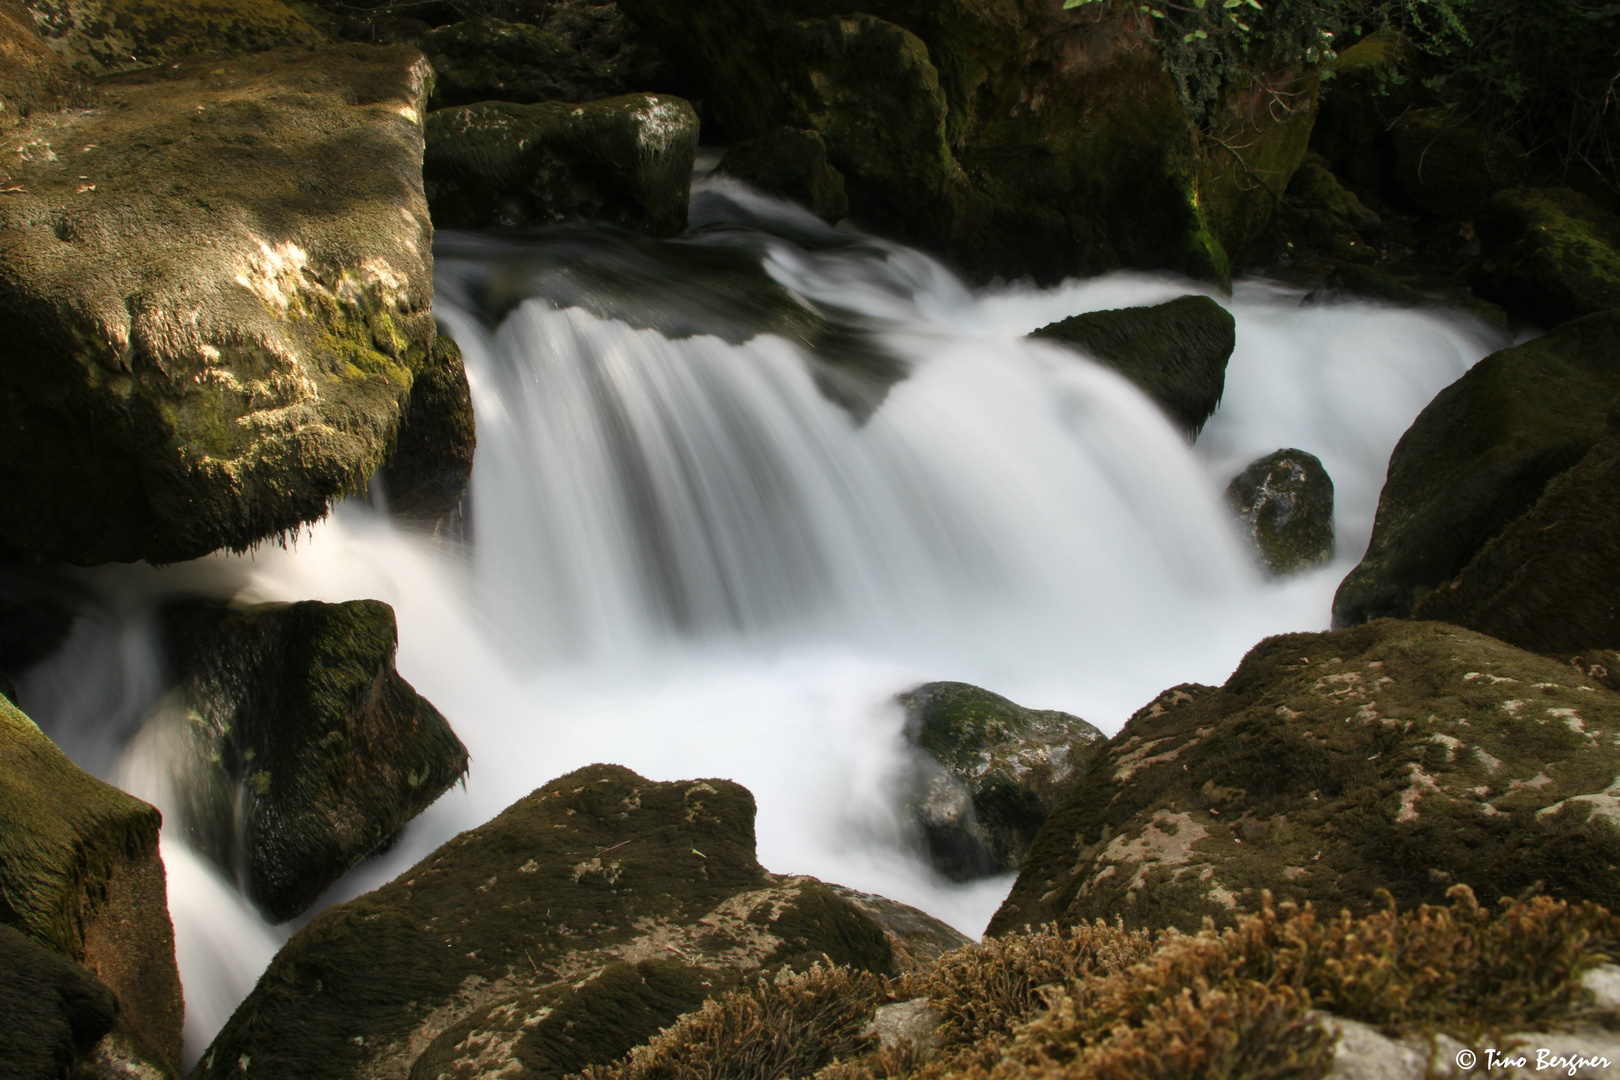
left=1275, top=155, right=1384, bottom=263
left=192, top=764, right=901, bottom=1080
left=1389, top=108, right=1528, bottom=221
left=24, top=0, right=321, bottom=75
left=1333, top=310, right=1620, bottom=628
left=0, top=45, right=437, bottom=565
left=990, top=620, right=1620, bottom=936
left=1029, top=295, right=1236, bottom=437
left=1302, top=263, right=1507, bottom=329
left=0, top=696, right=182, bottom=1071
left=1474, top=187, right=1620, bottom=329
left=420, top=17, right=624, bottom=110
left=825, top=883, right=972, bottom=975
left=1414, top=425, right=1620, bottom=657
left=1225, top=448, right=1335, bottom=576
left=715, top=125, right=848, bottom=223
left=423, top=93, right=698, bottom=235
left=0, top=0, right=86, bottom=131
left=898, top=682, right=1103, bottom=880
left=146, top=598, right=467, bottom=922
left=1308, top=29, right=1430, bottom=209
left=0, top=922, right=117, bottom=1080
left=383, top=333, right=476, bottom=530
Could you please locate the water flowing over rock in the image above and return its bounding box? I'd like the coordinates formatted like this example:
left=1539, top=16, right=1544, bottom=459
left=1474, top=187, right=1620, bottom=330
left=423, top=93, right=698, bottom=234
left=382, top=333, right=477, bottom=530
left=0, top=43, right=437, bottom=565
left=1225, top=448, right=1335, bottom=576
left=127, top=598, right=467, bottom=923
left=1028, top=295, right=1236, bottom=436
left=0, top=695, right=181, bottom=1073
left=898, top=682, right=1103, bottom=880
left=191, top=764, right=928, bottom=1080
left=715, top=126, right=848, bottom=223
left=991, top=620, right=1620, bottom=936
left=1333, top=310, right=1620, bottom=629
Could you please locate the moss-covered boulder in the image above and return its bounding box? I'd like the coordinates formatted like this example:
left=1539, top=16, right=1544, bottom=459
left=1308, top=29, right=1430, bottom=209
left=898, top=682, right=1103, bottom=881
left=0, top=0, right=85, bottom=131
left=0, top=45, right=437, bottom=566
left=990, top=620, right=1620, bottom=936
left=1389, top=108, right=1528, bottom=221
left=423, top=92, right=698, bottom=234
left=192, top=764, right=910, bottom=1080
left=0, top=922, right=117, bottom=1080
left=1474, top=187, right=1620, bottom=330
left=1028, top=295, right=1236, bottom=437
left=0, top=696, right=181, bottom=1072
left=1275, top=155, right=1384, bottom=263
left=382, top=333, right=476, bottom=529
left=1333, top=310, right=1620, bottom=628
left=24, top=0, right=320, bottom=75
left=420, top=17, right=624, bottom=110
left=1302, top=263, right=1507, bottom=328
left=715, top=126, right=849, bottom=223
left=1225, top=449, right=1335, bottom=576
left=137, top=598, right=467, bottom=922
left=1414, top=419, right=1620, bottom=658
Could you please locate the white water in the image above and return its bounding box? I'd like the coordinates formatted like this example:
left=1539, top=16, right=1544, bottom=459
left=13, top=182, right=1505, bottom=1061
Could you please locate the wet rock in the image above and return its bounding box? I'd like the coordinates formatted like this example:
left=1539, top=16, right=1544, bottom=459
left=420, top=17, right=624, bottom=109
left=1225, top=449, right=1335, bottom=575
left=1333, top=310, right=1620, bottom=628
left=1389, top=109, right=1527, bottom=221
left=0, top=0, right=86, bottom=131
left=0, top=45, right=437, bottom=565
left=715, top=126, right=849, bottom=223
left=1302, top=264, right=1507, bottom=329
left=989, top=620, right=1620, bottom=936
left=826, top=884, right=971, bottom=976
left=0, top=923, right=116, bottom=1080
left=192, top=764, right=900, bottom=1080
left=0, top=696, right=182, bottom=1072
left=133, top=598, right=468, bottom=922
left=423, top=92, right=698, bottom=235
left=1029, top=295, right=1236, bottom=437
left=1474, top=187, right=1620, bottom=329
left=899, top=682, right=1104, bottom=881
left=382, top=333, right=476, bottom=530
left=24, top=0, right=319, bottom=75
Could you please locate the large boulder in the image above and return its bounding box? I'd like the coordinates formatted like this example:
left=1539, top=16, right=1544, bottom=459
left=990, top=620, right=1620, bottom=935
left=715, top=126, right=849, bottom=223
left=898, top=682, right=1104, bottom=880
left=419, top=17, right=625, bottom=110
left=0, top=44, right=438, bottom=565
left=382, top=333, right=476, bottom=529
left=0, top=695, right=182, bottom=1072
left=1389, top=108, right=1528, bottom=221
left=422, top=93, right=698, bottom=234
left=191, top=764, right=935, bottom=1080
left=1224, top=448, right=1335, bottom=575
left=128, top=598, right=468, bottom=922
left=1028, top=295, right=1236, bottom=436
left=1333, top=310, right=1620, bottom=628
left=1474, top=187, right=1620, bottom=330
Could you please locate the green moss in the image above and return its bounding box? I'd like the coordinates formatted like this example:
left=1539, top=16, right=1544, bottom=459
left=0, top=923, right=118, bottom=1079
left=1474, top=187, right=1620, bottom=329
left=383, top=333, right=476, bottom=525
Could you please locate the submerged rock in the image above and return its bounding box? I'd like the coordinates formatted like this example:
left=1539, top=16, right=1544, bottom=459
left=420, top=17, right=624, bottom=109
left=715, top=126, right=849, bottom=223
left=899, top=682, right=1104, bottom=880
left=0, top=696, right=182, bottom=1072
left=990, top=620, right=1620, bottom=935
left=1029, top=295, right=1236, bottom=437
left=136, top=598, right=468, bottom=922
left=1225, top=449, right=1335, bottom=575
left=423, top=92, right=698, bottom=234
left=1333, top=310, right=1620, bottom=628
left=1474, top=187, right=1620, bottom=329
left=382, top=333, right=476, bottom=529
left=193, top=764, right=909, bottom=1080
left=0, top=44, right=437, bottom=565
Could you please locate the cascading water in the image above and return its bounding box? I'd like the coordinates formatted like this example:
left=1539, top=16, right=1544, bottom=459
left=13, top=179, right=1507, bottom=1062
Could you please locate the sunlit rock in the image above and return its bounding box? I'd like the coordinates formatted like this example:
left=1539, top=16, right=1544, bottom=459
left=419, top=16, right=625, bottom=109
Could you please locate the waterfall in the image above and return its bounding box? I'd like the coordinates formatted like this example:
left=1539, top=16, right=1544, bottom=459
left=12, top=180, right=1506, bottom=1061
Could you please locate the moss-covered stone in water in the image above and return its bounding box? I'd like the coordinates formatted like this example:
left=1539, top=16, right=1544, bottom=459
left=1390, top=108, right=1528, bottom=221
left=0, top=696, right=181, bottom=1071
left=898, top=682, right=1103, bottom=880
left=1029, top=295, right=1236, bottom=437
left=1332, top=310, right=1620, bottom=629
left=155, top=598, right=468, bottom=922
left=420, top=17, right=625, bottom=110
left=1474, top=187, right=1620, bottom=330
left=423, top=93, right=698, bottom=236
left=716, top=126, right=849, bottom=223
left=989, top=620, right=1620, bottom=936
left=383, top=333, right=476, bottom=530
left=192, top=764, right=900, bottom=1080
left=1224, top=449, right=1334, bottom=576
left=0, top=922, right=117, bottom=1079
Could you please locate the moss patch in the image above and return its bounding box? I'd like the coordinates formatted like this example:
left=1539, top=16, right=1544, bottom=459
left=1224, top=448, right=1334, bottom=575
left=1474, top=186, right=1620, bottom=329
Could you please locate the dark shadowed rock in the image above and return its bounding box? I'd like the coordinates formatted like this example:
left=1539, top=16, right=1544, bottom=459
left=826, top=884, right=971, bottom=976
left=1302, top=263, right=1507, bottom=329
left=420, top=17, right=624, bottom=109
left=1389, top=109, right=1527, bottom=221
left=899, top=682, right=1103, bottom=880
left=1474, top=187, right=1620, bottom=330
left=990, top=620, right=1620, bottom=936
left=192, top=764, right=900, bottom=1080
left=716, top=126, right=849, bottom=223
left=1276, top=155, right=1384, bottom=263
left=383, top=333, right=476, bottom=530
left=1225, top=449, right=1335, bottom=575
left=135, top=599, right=467, bottom=922
left=1029, top=295, right=1236, bottom=437
left=423, top=93, right=698, bottom=235
left=0, top=923, right=116, bottom=1080
left=1333, top=310, right=1620, bottom=629
left=23, top=0, right=320, bottom=75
